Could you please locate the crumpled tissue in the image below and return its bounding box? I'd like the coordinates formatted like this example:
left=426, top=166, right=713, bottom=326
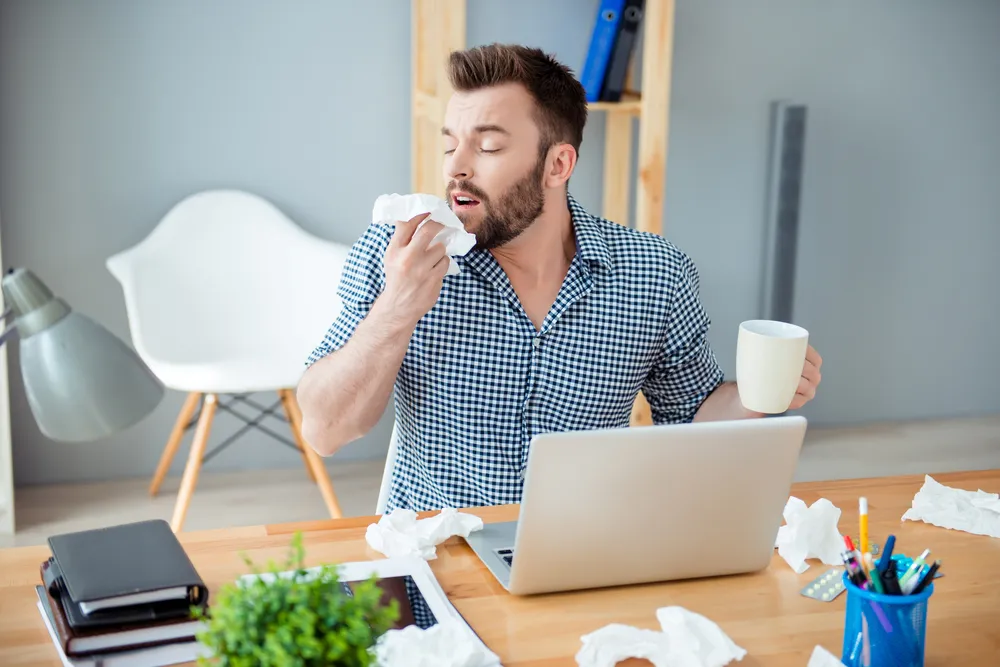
left=372, top=193, right=477, bottom=275
left=807, top=645, right=847, bottom=667
left=575, top=606, right=747, bottom=667
left=365, top=508, right=483, bottom=560
left=371, top=619, right=500, bottom=667
left=774, top=496, right=845, bottom=573
left=901, top=474, right=1000, bottom=538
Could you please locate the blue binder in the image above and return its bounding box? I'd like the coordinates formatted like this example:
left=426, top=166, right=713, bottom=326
left=580, top=0, right=626, bottom=103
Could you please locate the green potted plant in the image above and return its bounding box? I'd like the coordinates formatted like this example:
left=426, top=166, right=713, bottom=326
left=192, top=532, right=400, bottom=666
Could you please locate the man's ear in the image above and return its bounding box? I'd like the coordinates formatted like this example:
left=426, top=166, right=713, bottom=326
left=543, top=143, right=577, bottom=189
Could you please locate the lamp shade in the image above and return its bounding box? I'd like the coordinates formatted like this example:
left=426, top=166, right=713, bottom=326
left=1, top=268, right=164, bottom=442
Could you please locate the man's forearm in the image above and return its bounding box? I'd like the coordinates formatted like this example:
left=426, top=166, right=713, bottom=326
left=297, top=298, right=414, bottom=456
left=693, top=381, right=764, bottom=422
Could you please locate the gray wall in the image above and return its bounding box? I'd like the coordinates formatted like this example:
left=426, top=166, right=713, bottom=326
left=660, top=0, right=1000, bottom=428
left=1, top=0, right=998, bottom=486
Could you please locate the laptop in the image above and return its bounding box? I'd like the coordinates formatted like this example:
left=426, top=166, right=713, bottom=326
left=464, top=415, right=807, bottom=595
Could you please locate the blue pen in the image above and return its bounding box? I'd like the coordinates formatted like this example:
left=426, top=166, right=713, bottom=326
left=876, top=535, right=896, bottom=574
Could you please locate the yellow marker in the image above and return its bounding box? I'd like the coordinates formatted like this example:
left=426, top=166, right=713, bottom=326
left=859, top=497, right=869, bottom=555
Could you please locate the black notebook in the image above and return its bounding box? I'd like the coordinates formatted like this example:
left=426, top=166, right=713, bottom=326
left=46, top=519, right=207, bottom=625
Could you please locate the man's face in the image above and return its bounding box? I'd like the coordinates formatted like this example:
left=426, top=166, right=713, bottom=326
left=442, top=83, right=548, bottom=250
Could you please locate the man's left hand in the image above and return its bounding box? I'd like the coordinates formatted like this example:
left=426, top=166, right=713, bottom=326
left=788, top=345, right=822, bottom=410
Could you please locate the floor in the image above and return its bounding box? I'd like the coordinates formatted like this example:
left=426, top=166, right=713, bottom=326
left=3, top=415, right=998, bottom=548
left=1, top=460, right=384, bottom=548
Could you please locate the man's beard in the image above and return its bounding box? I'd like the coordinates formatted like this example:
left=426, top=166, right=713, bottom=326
left=447, top=156, right=546, bottom=251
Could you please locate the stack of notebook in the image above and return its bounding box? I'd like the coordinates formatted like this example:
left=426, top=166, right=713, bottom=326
left=35, top=519, right=209, bottom=666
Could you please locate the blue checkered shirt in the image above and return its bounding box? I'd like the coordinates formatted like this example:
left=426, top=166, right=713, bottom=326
left=307, top=193, right=725, bottom=513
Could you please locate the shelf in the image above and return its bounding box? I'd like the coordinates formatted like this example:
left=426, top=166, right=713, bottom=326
left=588, top=94, right=642, bottom=115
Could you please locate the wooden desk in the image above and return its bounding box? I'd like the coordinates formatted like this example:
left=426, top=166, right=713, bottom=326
left=1, top=471, right=999, bottom=666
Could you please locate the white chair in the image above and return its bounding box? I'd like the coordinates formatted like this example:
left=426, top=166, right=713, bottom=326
left=375, top=422, right=400, bottom=514
left=107, top=189, right=352, bottom=532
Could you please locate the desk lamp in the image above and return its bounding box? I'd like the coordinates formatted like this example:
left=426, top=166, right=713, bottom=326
left=0, top=267, right=164, bottom=442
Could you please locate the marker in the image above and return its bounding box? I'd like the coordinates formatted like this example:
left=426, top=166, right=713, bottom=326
left=882, top=559, right=903, bottom=595
left=899, top=549, right=931, bottom=590
left=859, top=497, right=869, bottom=555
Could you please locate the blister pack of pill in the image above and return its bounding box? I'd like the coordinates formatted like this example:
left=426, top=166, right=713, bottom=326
left=800, top=567, right=846, bottom=602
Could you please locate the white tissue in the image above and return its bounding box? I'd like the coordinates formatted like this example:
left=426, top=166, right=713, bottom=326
left=366, top=508, right=484, bottom=560
left=575, top=606, right=746, bottom=667
left=774, top=497, right=845, bottom=574
left=807, top=646, right=847, bottom=667
left=901, top=474, right=1000, bottom=538
left=372, top=193, right=477, bottom=275
left=371, top=619, right=500, bottom=667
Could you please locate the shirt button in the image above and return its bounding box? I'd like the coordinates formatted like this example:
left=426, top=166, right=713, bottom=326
left=519, top=468, right=526, bottom=480
left=533, top=337, right=542, bottom=349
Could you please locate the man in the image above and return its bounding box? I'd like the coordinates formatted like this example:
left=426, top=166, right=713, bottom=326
left=297, top=44, right=822, bottom=513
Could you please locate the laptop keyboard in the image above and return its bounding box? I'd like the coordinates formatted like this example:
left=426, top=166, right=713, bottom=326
left=495, top=548, right=515, bottom=567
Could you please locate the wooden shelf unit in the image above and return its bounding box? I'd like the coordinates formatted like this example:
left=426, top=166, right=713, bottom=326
left=411, top=0, right=675, bottom=426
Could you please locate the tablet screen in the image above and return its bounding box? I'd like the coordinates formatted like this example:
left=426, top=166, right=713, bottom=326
left=342, top=575, right=437, bottom=629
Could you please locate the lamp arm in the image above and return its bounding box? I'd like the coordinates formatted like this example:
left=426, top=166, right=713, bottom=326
left=0, top=308, right=16, bottom=348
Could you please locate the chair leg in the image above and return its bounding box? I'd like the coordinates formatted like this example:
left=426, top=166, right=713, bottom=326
left=170, top=394, right=218, bottom=532
left=279, top=389, right=343, bottom=519
left=280, top=391, right=316, bottom=483
left=150, top=392, right=203, bottom=496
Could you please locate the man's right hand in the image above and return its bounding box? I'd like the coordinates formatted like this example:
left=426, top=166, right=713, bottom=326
left=379, top=212, right=449, bottom=329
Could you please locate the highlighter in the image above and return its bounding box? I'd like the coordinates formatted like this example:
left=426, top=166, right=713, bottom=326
left=899, top=548, right=931, bottom=590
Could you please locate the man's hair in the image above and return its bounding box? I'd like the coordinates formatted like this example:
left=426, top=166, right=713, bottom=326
left=447, top=43, right=588, bottom=155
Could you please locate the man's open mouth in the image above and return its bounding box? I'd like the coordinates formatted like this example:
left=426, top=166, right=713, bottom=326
left=452, top=193, right=481, bottom=209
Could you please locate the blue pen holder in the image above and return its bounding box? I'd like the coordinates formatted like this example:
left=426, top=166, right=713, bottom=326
left=840, top=572, right=933, bottom=667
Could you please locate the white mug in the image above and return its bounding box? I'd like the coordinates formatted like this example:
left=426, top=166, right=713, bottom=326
left=736, top=320, right=809, bottom=414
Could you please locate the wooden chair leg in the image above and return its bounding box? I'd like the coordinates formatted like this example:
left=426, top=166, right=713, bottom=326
left=170, top=394, right=218, bottom=532
left=150, top=392, right=202, bottom=496
left=279, top=389, right=343, bottom=519
left=278, top=390, right=315, bottom=483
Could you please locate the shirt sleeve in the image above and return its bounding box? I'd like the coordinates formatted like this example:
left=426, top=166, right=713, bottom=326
left=641, top=251, right=725, bottom=424
left=305, top=223, right=393, bottom=367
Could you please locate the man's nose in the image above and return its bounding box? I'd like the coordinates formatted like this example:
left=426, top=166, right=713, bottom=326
left=445, top=147, right=474, bottom=181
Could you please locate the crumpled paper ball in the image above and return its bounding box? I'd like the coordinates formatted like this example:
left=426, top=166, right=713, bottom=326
left=575, top=606, right=747, bottom=667
left=901, top=474, right=1000, bottom=538
left=365, top=508, right=483, bottom=560
left=371, top=619, right=500, bottom=667
left=774, top=496, right=845, bottom=573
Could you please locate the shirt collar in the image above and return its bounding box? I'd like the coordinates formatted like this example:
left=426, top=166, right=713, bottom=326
left=567, top=191, right=611, bottom=270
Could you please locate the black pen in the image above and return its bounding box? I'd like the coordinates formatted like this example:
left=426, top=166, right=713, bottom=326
left=909, top=560, right=941, bottom=595
left=881, top=559, right=903, bottom=595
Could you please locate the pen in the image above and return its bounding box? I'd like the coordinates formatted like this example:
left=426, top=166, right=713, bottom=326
left=909, top=560, right=941, bottom=595
left=899, top=549, right=931, bottom=590
left=843, top=535, right=861, bottom=563
left=841, top=550, right=866, bottom=588
left=877, top=534, right=896, bottom=574
left=859, top=497, right=869, bottom=555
